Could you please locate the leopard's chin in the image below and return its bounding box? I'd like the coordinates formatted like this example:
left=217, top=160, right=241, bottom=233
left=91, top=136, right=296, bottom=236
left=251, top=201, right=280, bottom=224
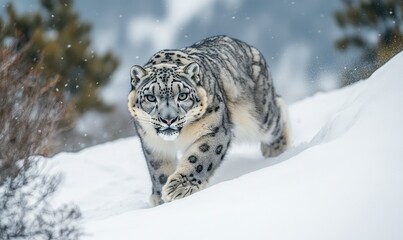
left=157, top=128, right=180, bottom=141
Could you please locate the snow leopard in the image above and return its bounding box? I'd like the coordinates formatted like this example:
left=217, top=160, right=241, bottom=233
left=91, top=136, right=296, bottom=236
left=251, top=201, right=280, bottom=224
left=128, top=35, right=290, bottom=206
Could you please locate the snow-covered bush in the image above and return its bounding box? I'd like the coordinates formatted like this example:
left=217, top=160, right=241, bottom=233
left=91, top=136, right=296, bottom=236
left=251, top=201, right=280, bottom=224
left=0, top=47, right=82, bottom=240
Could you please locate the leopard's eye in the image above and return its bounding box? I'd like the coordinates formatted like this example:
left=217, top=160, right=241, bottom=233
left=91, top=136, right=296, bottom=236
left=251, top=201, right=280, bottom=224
left=178, top=93, right=189, bottom=101
left=145, top=94, right=156, bottom=102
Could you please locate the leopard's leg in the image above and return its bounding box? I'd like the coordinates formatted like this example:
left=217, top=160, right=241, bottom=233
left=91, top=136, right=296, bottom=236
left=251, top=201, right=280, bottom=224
left=260, top=96, right=290, bottom=158
left=249, top=52, right=290, bottom=158
left=141, top=140, right=176, bottom=206
left=162, top=113, right=231, bottom=202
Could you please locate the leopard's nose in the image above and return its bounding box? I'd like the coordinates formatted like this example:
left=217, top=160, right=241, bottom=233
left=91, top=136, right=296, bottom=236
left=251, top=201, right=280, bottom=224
left=159, top=116, right=177, bottom=126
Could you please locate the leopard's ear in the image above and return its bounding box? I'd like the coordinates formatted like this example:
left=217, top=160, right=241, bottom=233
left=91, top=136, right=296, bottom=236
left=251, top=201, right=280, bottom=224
left=130, top=65, right=146, bottom=88
left=183, top=62, right=200, bottom=83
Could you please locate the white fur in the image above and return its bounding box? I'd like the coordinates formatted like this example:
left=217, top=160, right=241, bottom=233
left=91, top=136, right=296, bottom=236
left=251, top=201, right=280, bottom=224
left=158, top=132, right=179, bottom=141
left=227, top=102, right=261, bottom=143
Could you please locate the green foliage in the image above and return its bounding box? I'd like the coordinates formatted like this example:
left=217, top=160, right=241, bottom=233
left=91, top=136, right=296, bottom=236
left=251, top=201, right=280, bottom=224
left=0, top=0, right=119, bottom=114
left=334, top=0, right=403, bottom=84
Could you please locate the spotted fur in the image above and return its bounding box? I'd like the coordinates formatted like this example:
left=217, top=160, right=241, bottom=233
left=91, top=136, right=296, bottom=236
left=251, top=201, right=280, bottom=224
left=128, top=35, right=290, bottom=206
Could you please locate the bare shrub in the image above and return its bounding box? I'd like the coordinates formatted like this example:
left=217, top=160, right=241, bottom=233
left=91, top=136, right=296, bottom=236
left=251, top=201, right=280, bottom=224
left=0, top=47, right=82, bottom=240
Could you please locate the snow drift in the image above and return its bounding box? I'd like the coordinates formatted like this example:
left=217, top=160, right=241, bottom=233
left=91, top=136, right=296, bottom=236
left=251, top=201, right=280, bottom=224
left=50, top=52, right=403, bottom=240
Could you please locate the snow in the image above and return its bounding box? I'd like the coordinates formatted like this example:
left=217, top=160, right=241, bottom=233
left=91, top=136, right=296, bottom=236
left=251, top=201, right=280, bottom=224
left=49, top=52, right=403, bottom=239
left=128, top=0, right=215, bottom=51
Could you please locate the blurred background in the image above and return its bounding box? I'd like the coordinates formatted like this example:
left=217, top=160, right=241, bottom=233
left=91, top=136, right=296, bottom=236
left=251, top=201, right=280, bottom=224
left=1, top=0, right=402, bottom=153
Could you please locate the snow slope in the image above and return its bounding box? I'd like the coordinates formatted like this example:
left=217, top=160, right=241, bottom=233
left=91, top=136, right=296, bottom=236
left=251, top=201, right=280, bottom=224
left=50, top=52, right=403, bottom=240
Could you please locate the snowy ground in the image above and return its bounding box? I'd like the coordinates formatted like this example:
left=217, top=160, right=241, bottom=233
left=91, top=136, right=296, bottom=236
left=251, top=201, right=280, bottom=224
left=49, top=52, right=403, bottom=240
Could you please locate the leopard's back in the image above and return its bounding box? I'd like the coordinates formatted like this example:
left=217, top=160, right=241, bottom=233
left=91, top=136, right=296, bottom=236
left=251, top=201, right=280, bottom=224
left=189, top=36, right=284, bottom=143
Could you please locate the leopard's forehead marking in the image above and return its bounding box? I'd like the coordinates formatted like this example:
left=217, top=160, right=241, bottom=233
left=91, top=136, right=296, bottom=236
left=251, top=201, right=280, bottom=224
left=150, top=65, right=180, bottom=83
left=146, top=50, right=191, bottom=66
left=146, top=64, right=185, bottom=98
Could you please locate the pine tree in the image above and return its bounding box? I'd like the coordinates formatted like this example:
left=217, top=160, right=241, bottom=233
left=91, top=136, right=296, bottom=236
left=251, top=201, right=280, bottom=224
left=0, top=0, right=118, bottom=118
left=334, top=0, right=403, bottom=84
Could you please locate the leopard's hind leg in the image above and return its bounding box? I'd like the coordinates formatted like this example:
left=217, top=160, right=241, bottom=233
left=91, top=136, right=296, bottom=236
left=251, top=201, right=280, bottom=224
left=260, top=97, right=290, bottom=158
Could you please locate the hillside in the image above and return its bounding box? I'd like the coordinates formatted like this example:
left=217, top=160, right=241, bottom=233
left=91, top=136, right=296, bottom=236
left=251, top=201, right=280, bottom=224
left=49, top=52, right=403, bottom=240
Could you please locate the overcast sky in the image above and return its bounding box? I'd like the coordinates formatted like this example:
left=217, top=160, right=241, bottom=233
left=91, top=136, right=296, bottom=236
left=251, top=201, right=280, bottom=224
left=1, top=0, right=361, bottom=145
left=1, top=0, right=356, bottom=103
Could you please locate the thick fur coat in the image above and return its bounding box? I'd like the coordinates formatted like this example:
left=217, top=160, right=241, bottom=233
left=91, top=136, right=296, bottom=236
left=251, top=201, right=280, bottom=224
left=128, top=35, right=289, bottom=206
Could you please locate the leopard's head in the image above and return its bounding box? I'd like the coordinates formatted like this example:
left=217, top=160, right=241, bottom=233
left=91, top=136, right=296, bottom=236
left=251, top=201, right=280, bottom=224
left=128, top=62, right=207, bottom=141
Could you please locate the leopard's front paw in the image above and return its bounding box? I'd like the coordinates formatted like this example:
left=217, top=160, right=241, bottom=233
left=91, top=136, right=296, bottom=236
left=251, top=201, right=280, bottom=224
left=149, top=194, right=164, bottom=207
left=161, top=173, right=206, bottom=203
